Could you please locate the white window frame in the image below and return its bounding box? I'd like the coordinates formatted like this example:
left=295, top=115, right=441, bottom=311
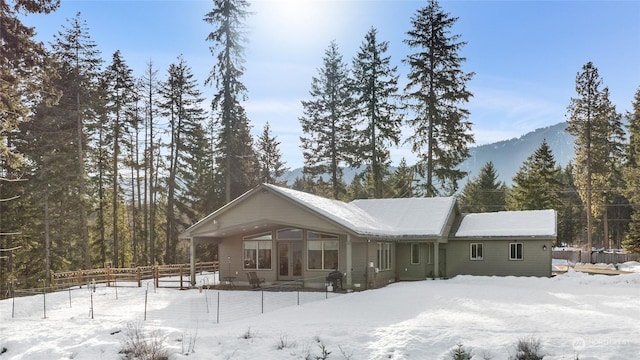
left=243, top=232, right=273, bottom=270
left=470, top=243, right=483, bottom=260
left=307, top=231, right=339, bottom=270
left=509, top=242, right=523, bottom=260
left=377, top=242, right=392, bottom=271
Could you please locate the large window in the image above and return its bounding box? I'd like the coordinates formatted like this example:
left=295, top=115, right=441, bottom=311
left=411, top=243, right=420, bottom=264
left=470, top=243, right=483, bottom=260
left=276, top=228, right=302, bottom=240
left=509, top=243, right=523, bottom=260
left=307, top=231, right=339, bottom=270
left=243, top=233, right=272, bottom=270
left=378, top=242, right=392, bottom=271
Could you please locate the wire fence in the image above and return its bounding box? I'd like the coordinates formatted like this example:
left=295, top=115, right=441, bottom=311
left=1, top=273, right=342, bottom=326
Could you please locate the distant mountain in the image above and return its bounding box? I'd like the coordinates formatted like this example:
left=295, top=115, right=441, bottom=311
left=460, top=122, right=574, bottom=186
left=281, top=122, right=576, bottom=187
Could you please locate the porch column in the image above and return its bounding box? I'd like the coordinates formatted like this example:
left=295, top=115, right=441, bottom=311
left=190, top=237, right=196, bottom=286
left=345, top=234, right=353, bottom=288
left=433, top=239, right=439, bottom=279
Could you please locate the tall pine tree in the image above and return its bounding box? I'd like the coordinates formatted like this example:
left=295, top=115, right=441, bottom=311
left=623, top=88, right=640, bottom=252
left=255, top=122, right=289, bottom=185
left=351, top=27, right=402, bottom=198
left=404, top=0, right=474, bottom=196
left=204, top=0, right=255, bottom=204
left=300, top=41, right=355, bottom=199
left=566, top=62, right=624, bottom=249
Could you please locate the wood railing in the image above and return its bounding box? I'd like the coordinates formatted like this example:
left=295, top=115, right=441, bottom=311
left=50, top=262, right=218, bottom=291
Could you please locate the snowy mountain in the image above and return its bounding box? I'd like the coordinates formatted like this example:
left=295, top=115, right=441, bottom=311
left=281, top=122, right=575, bottom=187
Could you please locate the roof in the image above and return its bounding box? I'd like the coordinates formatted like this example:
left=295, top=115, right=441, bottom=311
left=265, top=184, right=455, bottom=238
left=454, top=209, right=557, bottom=238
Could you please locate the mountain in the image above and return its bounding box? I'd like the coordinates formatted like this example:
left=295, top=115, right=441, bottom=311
left=281, top=122, right=575, bottom=187
left=460, top=122, right=574, bottom=186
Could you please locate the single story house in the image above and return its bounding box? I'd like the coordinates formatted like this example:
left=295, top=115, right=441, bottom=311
left=179, top=183, right=556, bottom=289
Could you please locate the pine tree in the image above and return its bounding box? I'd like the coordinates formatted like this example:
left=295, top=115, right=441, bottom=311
left=566, top=62, right=624, bottom=249
left=160, top=56, right=207, bottom=264
left=1, top=0, right=60, bottom=170
left=104, top=50, right=137, bottom=267
left=387, top=158, right=416, bottom=198
left=139, top=61, right=162, bottom=265
left=351, top=27, right=402, bottom=198
left=403, top=0, right=474, bottom=196
left=50, top=11, right=103, bottom=269
left=507, top=140, right=562, bottom=211
left=300, top=41, right=355, bottom=199
left=623, top=88, right=640, bottom=252
left=557, top=162, right=585, bottom=246
left=459, top=161, right=507, bottom=213
left=255, top=122, right=289, bottom=184
left=204, top=0, right=255, bottom=204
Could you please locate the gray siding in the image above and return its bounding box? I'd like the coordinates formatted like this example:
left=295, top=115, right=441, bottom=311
left=396, top=242, right=437, bottom=280
left=446, top=238, right=552, bottom=277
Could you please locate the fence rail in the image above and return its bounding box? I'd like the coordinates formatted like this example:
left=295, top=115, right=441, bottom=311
left=553, top=250, right=640, bottom=264
left=50, top=262, right=218, bottom=291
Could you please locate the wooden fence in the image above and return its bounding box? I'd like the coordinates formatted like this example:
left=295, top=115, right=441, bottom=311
left=50, top=262, right=218, bottom=291
left=553, top=250, right=640, bottom=264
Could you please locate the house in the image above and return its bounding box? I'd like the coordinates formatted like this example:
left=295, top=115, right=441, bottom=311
left=179, top=183, right=556, bottom=289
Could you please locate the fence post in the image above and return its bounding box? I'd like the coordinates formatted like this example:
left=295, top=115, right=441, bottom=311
left=154, top=266, right=159, bottom=289
left=179, top=265, right=184, bottom=289
left=137, top=267, right=141, bottom=288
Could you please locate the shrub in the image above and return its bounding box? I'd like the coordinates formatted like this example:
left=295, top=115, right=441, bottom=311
left=120, top=322, right=170, bottom=360
left=510, top=336, right=545, bottom=360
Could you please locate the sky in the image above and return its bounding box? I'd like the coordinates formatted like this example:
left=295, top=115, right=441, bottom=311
left=1, top=265, right=640, bottom=359
left=22, top=0, right=640, bottom=168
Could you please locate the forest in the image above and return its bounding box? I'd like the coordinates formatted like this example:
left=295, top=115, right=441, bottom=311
left=1, top=0, right=640, bottom=294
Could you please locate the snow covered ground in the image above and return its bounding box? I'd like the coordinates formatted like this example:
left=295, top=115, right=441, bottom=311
left=1, top=264, right=640, bottom=360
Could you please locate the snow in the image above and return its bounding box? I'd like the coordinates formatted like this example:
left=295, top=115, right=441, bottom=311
left=455, top=209, right=557, bottom=237
left=2, top=269, right=640, bottom=359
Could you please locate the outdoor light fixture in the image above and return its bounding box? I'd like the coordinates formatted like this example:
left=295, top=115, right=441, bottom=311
left=542, top=245, right=547, bottom=251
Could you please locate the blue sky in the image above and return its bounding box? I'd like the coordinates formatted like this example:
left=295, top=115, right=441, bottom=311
left=24, top=0, right=640, bottom=168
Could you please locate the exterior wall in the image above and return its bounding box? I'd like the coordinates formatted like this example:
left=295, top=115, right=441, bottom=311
left=446, top=238, right=553, bottom=277
left=396, top=242, right=437, bottom=280
left=194, top=190, right=339, bottom=236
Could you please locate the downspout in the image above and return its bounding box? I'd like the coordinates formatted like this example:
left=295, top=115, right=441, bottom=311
left=346, top=234, right=353, bottom=289
left=433, top=239, right=439, bottom=279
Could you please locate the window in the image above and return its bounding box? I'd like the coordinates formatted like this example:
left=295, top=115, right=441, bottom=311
left=378, top=242, right=392, bottom=270
left=509, top=243, right=523, bottom=260
left=411, top=243, right=420, bottom=264
left=276, top=228, right=302, bottom=240
left=470, top=243, right=483, bottom=260
left=243, top=232, right=272, bottom=270
left=307, top=231, right=339, bottom=270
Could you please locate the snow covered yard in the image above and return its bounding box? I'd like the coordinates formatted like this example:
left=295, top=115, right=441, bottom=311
left=1, top=268, right=639, bottom=360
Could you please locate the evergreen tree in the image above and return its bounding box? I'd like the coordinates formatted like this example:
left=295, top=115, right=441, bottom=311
left=566, top=62, right=624, bottom=249
left=387, top=158, right=416, bottom=198
left=139, top=61, right=163, bottom=265
left=459, top=161, right=507, bottom=213
left=507, top=140, right=562, bottom=211
left=1, top=0, right=60, bottom=170
left=103, top=50, right=137, bottom=267
left=403, top=0, right=474, bottom=196
left=351, top=27, right=402, bottom=198
left=623, top=88, right=640, bottom=252
left=204, top=0, right=255, bottom=204
left=557, top=163, right=585, bottom=246
left=159, top=56, right=207, bottom=264
left=255, top=122, right=289, bottom=184
left=300, top=41, right=355, bottom=199
left=50, top=11, right=103, bottom=269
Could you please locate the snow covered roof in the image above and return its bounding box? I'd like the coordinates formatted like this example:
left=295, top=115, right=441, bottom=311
left=265, top=184, right=456, bottom=238
left=454, top=209, right=557, bottom=238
